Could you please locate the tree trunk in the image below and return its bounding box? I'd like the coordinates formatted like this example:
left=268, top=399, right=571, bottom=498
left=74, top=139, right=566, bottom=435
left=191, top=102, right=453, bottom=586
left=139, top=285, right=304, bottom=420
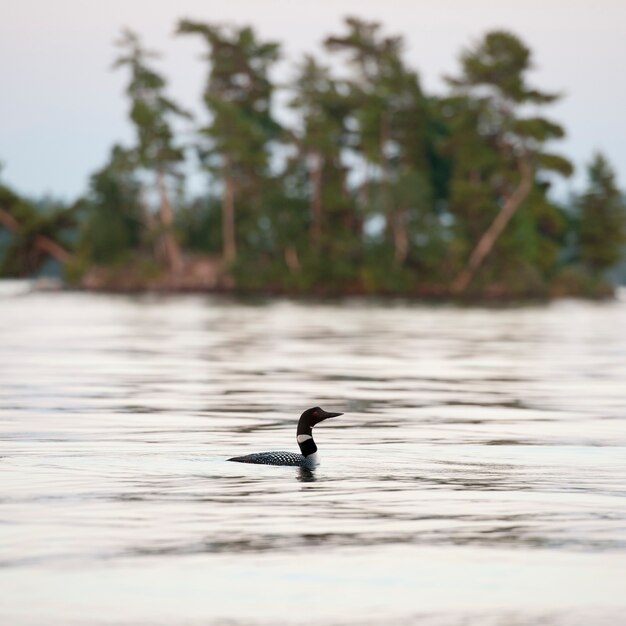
left=379, top=112, right=393, bottom=247
left=284, top=245, right=301, bottom=273
left=222, top=168, right=236, bottom=264
left=309, top=150, right=323, bottom=247
left=359, top=163, right=371, bottom=215
left=0, top=207, right=72, bottom=264
left=0, top=206, right=20, bottom=231
left=33, top=235, right=72, bottom=264
left=156, top=170, right=183, bottom=273
left=393, top=210, right=409, bottom=265
left=452, top=156, right=533, bottom=293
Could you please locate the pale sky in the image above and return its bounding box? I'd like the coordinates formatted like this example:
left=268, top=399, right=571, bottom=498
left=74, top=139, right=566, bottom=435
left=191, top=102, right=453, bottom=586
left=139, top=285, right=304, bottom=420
left=1, top=0, right=625, bottom=200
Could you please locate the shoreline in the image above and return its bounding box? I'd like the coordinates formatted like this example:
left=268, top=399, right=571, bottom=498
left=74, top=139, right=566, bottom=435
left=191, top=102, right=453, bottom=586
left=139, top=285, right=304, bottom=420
left=8, top=276, right=618, bottom=306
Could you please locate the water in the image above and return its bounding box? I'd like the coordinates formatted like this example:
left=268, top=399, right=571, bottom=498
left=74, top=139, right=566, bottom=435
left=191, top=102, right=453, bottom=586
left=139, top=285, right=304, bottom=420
left=1, top=281, right=625, bottom=626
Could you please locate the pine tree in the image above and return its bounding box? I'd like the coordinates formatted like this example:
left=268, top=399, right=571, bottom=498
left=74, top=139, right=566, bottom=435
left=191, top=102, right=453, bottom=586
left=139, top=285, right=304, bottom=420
left=76, top=145, right=144, bottom=265
left=288, top=55, right=356, bottom=250
left=114, top=29, right=190, bottom=273
left=578, top=153, right=626, bottom=273
left=444, top=31, right=573, bottom=293
left=0, top=183, right=74, bottom=276
left=325, top=17, right=432, bottom=266
left=177, top=20, right=281, bottom=265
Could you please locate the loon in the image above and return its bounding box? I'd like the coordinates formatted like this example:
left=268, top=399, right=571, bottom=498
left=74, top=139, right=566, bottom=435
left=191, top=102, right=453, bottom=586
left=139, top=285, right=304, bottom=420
left=228, top=407, right=342, bottom=468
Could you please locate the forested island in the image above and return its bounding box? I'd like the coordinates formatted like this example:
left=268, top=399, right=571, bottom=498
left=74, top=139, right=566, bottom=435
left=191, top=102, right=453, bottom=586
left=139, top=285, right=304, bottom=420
left=1, top=17, right=625, bottom=299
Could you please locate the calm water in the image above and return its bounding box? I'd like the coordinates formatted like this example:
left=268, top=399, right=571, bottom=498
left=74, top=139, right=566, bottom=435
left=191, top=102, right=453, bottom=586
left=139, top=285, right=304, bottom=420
left=1, top=281, right=625, bottom=626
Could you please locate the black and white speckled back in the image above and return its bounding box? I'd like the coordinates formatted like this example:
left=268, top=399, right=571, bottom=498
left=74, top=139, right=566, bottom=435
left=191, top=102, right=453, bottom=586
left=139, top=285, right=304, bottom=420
left=228, top=451, right=305, bottom=466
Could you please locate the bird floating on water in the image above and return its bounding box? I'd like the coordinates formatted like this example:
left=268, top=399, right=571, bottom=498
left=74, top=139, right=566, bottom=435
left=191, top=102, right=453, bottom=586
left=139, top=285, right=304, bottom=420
left=228, top=407, right=342, bottom=469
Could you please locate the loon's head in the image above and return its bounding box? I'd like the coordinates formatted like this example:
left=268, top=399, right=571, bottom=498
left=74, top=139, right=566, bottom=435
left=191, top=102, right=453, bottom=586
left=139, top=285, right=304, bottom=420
left=296, top=407, right=342, bottom=467
left=297, top=406, right=342, bottom=436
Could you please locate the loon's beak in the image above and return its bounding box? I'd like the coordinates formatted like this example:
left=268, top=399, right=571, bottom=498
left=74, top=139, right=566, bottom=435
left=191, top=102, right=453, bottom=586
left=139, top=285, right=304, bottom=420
left=322, top=411, right=342, bottom=419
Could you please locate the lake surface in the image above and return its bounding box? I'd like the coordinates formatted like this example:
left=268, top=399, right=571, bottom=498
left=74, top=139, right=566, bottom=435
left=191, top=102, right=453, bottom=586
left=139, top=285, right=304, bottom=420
left=1, top=281, right=625, bottom=626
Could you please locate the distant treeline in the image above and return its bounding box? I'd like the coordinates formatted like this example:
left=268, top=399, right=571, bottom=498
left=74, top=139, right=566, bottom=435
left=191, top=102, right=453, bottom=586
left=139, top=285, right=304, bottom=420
left=1, top=17, right=625, bottom=298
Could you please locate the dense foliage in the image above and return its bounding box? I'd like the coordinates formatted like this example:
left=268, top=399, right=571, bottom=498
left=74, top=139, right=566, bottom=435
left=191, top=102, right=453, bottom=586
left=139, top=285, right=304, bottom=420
left=1, top=18, right=625, bottom=297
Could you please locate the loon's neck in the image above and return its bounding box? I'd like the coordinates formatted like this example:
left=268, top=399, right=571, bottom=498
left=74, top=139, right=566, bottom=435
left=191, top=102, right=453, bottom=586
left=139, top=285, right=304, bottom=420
left=296, top=414, right=313, bottom=438
left=297, top=433, right=319, bottom=467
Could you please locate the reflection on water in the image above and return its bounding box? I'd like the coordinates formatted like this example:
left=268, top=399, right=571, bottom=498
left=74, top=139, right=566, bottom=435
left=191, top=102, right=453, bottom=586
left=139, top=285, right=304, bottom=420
left=0, top=283, right=625, bottom=625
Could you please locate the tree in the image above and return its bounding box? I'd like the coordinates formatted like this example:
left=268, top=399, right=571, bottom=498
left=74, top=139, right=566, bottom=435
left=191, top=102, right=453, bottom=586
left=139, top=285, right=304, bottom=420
left=444, top=31, right=573, bottom=292
left=282, top=55, right=362, bottom=289
left=288, top=55, right=356, bottom=250
left=75, top=145, right=144, bottom=265
left=0, top=183, right=74, bottom=276
left=114, top=29, right=191, bottom=272
left=325, top=17, right=432, bottom=265
left=578, top=153, right=626, bottom=273
left=177, top=20, right=281, bottom=264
